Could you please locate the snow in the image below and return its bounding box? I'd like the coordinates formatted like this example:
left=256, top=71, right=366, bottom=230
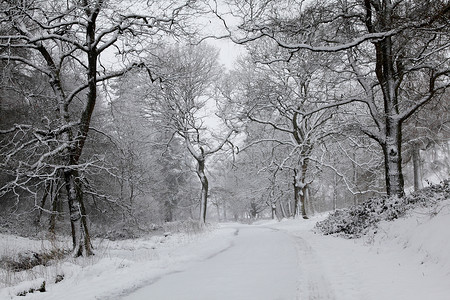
left=370, top=199, right=450, bottom=273
left=1, top=201, right=449, bottom=299
left=121, top=225, right=300, bottom=300
left=0, top=227, right=237, bottom=300
left=267, top=202, right=450, bottom=300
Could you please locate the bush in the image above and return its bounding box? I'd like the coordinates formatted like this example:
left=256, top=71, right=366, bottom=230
left=162, top=219, right=205, bottom=235
left=1, top=248, right=69, bottom=272
left=315, top=179, right=450, bottom=238
left=17, top=281, right=46, bottom=296
left=92, top=222, right=163, bottom=240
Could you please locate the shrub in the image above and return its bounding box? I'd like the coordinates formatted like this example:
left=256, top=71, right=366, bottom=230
left=315, top=179, right=450, bottom=238
left=162, top=219, right=205, bottom=235
left=1, top=248, right=68, bottom=272
left=17, top=281, right=46, bottom=296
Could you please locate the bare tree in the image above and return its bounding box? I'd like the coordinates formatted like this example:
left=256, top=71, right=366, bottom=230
left=141, top=44, right=235, bottom=223
left=106, top=69, right=196, bottom=225
left=216, top=0, right=450, bottom=197
left=0, top=0, right=196, bottom=255
left=222, top=55, right=335, bottom=218
left=402, top=90, right=450, bottom=191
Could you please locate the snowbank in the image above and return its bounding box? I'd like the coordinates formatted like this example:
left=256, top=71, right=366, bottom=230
left=369, top=199, right=450, bottom=272
left=267, top=201, right=450, bottom=300
left=0, top=225, right=237, bottom=300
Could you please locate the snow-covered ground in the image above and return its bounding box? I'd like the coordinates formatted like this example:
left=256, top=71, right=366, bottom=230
left=121, top=224, right=301, bottom=300
left=266, top=199, right=450, bottom=299
left=0, top=226, right=238, bottom=299
left=1, top=199, right=449, bottom=299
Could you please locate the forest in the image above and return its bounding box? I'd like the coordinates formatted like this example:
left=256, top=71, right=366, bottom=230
left=1, top=0, right=449, bottom=259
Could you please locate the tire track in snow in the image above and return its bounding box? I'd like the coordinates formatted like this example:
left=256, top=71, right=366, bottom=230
left=289, top=233, right=336, bottom=300
left=119, top=225, right=301, bottom=300
left=203, top=228, right=239, bottom=260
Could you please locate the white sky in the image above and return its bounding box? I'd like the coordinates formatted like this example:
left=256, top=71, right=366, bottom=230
left=214, top=38, right=246, bottom=70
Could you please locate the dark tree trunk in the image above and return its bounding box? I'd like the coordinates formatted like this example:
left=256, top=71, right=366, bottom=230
left=412, top=143, right=422, bottom=192
left=36, top=180, right=51, bottom=224
left=47, top=70, right=93, bottom=255
left=197, top=158, right=209, bottom=223
left=49, top=186, right=60, bottom=234
left=293, top=177, right=299, bottom=217
left=223, top=200, right=227, bottom=221
left=61, top=3, right=100, bottom=256
left=64, top=168, right=93, bottom=257
left=365, top=3, right=406, bottom=198
left=271, top=203, right=276, bottom=219
left=164, top=199, right=174, bottom=222
left=184, top=132, right=232, bottom=224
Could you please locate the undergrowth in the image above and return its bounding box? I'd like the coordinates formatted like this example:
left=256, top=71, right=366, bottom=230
left=162, top=219, right=206, bottom=235
left=17, top=280, right=46, bottom=296
left=315, top=179, right=450, bottom=238
left=1, top=248, right=69, bottom=272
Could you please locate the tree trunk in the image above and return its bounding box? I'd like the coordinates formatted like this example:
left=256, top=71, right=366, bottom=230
left=223, top=200, right=227, bottom=221
left=271, top=203, right=276, bottom=219
left=279, top=200, right=287, bottom=219
left=293, top=165, right=308, bottom=219
left=287, top=201, right=292, bottom=216
left=382, top=122, right=405, bottom=198
left=197, top=159, right=209, bottom=223
left=352, top=152, right=358, bottom=205
left=56, top=90, right=94, bottom=256
left=333, top=172, right=338, bottom=211
left=293, top=178, right=299, bottom=217
left=49, top=174, right=63, bottom=234
left=49, top=186, right=59, bottom=234
left=333, top=188, right=337, bottom=211
left=372, top=22, right=406, bottom=198
left=164, top=199, right=173, bottom=222
left=216, top=202, right=221, bottom=221
left=64, top=168, right=93, bottom=257
left=305, top=186, right=314, bottom=215
left=200, top=178, right=208, bottom=223
left=36, top=180, right=51, bottom=225
left=412, top=143, right=422, bottom=192
left=294, top=183, right=308, bottom=218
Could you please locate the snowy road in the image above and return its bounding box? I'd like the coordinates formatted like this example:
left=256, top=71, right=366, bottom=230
left=117, top=216, right=450, bottom=300
left=122, top=225, right=302, bottom=300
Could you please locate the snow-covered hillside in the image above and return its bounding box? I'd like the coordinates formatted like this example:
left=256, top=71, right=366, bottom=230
left=269, top=199, right=450, bottom=299
left=1, top=198, right=449, bottom=299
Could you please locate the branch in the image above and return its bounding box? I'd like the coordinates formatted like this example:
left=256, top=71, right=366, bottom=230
left=66, top=63, right=141, bottom=104
left=268, top=29, right=400, bottom=53
left=0, top=55, right=51, bottom=76
left=399, top=71, right=450, bottom=122
left=247, top=113, right=294, bottom=134
left=310, top=157, right=384, bottom=195
left=204, top=129, right=235, bottom=156
left=296, top=97, right=364, bottom=117
left=238, top=138, right=293, bottom=153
